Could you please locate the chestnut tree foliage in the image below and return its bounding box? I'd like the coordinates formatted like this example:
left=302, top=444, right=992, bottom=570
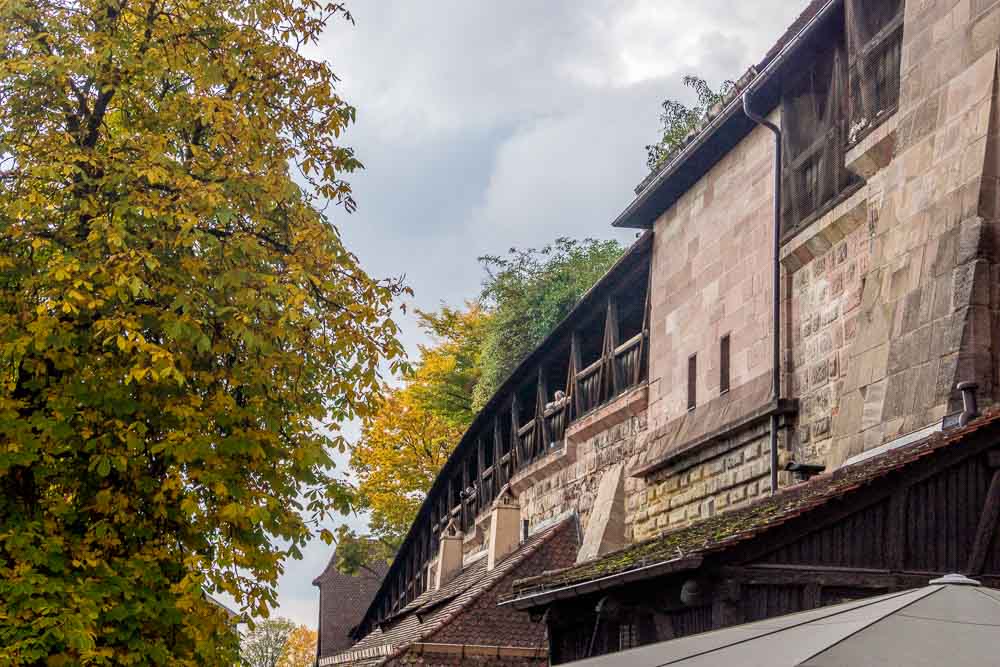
left=0, top=0, right=406, bottom=663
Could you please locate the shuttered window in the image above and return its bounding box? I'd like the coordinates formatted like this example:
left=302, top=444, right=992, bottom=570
left=720, top=334, right=731, bottom=395
left=687, top=354, right=697, bottom=411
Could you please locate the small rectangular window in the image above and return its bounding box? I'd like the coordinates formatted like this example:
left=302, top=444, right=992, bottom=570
left=687, top=354, right=697, bottom=411
left=720, top=335, right=731, bottom=395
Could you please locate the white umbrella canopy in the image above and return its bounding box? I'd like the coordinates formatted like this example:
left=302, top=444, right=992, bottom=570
left=572, top=575, right=1000, bottom=667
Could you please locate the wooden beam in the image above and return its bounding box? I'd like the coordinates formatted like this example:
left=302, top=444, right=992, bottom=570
left=731, top=426, right=1000, bottom=566
left=885, top=487, right=908, bottom=571
left=476, top=435, right=487, bottom=512
left=967, top=469, right=1000, bottom=575
left=606, top=298, right=621, bottom=397
left=510, top=396, right=521, bottom=471
left=461, top=454, right=470, bottom=530
left=720, top=565, right=912, bottom=589
left=987, top=450, right=1000, bottom=468
left=803, top=583, right=821, bottom=610
left=711, top=580, right=743, bottom=627
left=493, top=418, right=505, bottom=486
left=536, top=367, right=549, bottom=459
left=635, top=261, right=652, bottom=387
left=568, top=333, right=581, bottom=421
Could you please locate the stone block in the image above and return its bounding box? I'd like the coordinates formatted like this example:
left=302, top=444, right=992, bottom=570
left=912, top=360, right=940, bottom=414
left=869, top=343, right=891, bottom=384
left=856, top=304, right=893, bottom=354
left=936, top=353, right=960, bottom=404
left=960, top=304, right=993, bottom=353
left=729, top=486, right=747, bottom=504
left=812, top=416, right=832, bottom=439
left=957, top=216, right=985, bottom=264
left=576, top=463, right=627, bottom=564
left=861, top=380, right=887, bottom=431
left=883, top=367, right=919, bottom=421
left=952, top=258, right=991, bottom=308
left=932, top=228, right=958, bottom=275
left=888, top=324, right=932, bottom=375
left=863, top=420, right=886, bottom=449
left=900, top=289, right=924, bottom=334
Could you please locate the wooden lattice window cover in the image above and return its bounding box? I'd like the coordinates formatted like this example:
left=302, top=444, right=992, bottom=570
left=846, top=0, right=904, bottom=145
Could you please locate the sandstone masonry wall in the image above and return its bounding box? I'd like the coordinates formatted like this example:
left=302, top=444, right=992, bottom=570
left=647, top=114, right=779, bottom=427
left=520, top=412, right=648, bottom=537
left=817, top=0, right=1000, bottom=466
left=497, top=0, right=1000, bottom=568
left=629, top=0, right=1000, bottom=539
left=629, top=427, right=779, bottom=541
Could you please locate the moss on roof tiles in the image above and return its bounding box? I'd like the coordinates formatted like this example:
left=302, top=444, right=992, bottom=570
left=510, top=410, right=1000, bottom=599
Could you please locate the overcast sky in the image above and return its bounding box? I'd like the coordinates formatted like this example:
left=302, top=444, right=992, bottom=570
left=268, top=0, right=809, bottom=628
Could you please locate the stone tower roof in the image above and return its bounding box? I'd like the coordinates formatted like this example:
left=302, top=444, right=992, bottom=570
left=313, top=549, right=388, bottom=659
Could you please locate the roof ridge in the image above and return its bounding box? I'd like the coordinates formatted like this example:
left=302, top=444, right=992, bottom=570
left=327, top=517, right=574, bottom=666
left=794, top=586, right=943, bottom=665
left=312, top=546, right=389, bottom=587
left=374, top=517, right=573, bottom=665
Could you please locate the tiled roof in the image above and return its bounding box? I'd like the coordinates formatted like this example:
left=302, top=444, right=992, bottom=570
left=323, top=516, right=575, bottom=666
left=758, top=0, right=830, bottom=67
left=509, top=410, right=1000, bottom=601
left=378, top=556, right=490, bottom=627
left=353, top=232, right=653, bottom=637
left=313, top=550, right=389, bottom=658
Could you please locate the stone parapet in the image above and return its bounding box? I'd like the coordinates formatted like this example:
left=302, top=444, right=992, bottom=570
left=519, top=412, right=648, bottom=540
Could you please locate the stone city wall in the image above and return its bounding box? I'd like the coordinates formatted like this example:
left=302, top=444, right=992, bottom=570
left=488, top=0, right=1000, bottom=562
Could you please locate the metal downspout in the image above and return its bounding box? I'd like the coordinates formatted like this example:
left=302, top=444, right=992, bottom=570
left=742, top=92, right=782, bottom=496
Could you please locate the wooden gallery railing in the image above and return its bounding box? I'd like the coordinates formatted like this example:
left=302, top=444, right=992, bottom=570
left=366, top=275, right=651, bottom=624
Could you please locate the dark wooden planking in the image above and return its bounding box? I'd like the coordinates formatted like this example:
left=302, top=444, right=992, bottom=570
left=754, top=499, right=890, bottom=569
left=967, top=469, right=1000, bottom=575
left=742, top=585, right=803, bottom=623
left=885, top=488, right=908, bottom=570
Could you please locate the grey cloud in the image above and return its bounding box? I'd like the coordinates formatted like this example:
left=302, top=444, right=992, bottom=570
left=276, top=0, right=810, bottom=628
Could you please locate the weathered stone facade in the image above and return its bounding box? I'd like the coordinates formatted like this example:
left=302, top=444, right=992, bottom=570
left=337, top=3, right=1000, bottom=661
left=817, top=1, right=1000, bottom=465
left=472, top=0, right=1000, bottom=574
left=631, top=424, right=782, bottom=541
left=646, top=116, right=780, bottom=421
left=621, top=0, right=1000, bottom=540
left=519, top=407, right=648, bottom=539
left=787, top=192, right=873, bottom=463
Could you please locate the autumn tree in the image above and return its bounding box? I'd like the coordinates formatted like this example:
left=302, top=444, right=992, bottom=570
left=277, top=624, right=317, bottom=667
left=646, top=76, right=734, bottom=171
left=241, top=618, right=316, bottom=667
left=407, top=305, right=486, bottom=429
left=241, top=618, right=293, bottom=667
left=0, top=1, right=405, bottom=664
left=472, top=237, right=624, bottom=411
left=338, top=304, right=487, bottom=573
left=338, top=239, right=627, bottom=572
